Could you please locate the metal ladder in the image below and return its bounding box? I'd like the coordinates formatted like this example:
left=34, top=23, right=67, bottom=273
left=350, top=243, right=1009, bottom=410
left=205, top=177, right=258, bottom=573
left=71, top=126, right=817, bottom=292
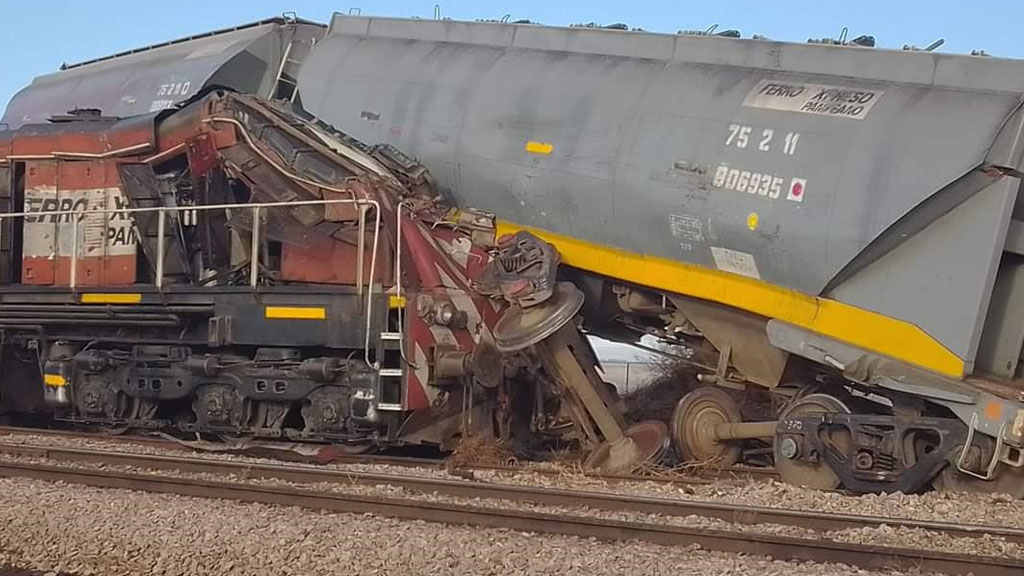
left=374, top=202, right=412, bottom=412
left=377, top=330, right=404, bottom=412
left=270, top=35, right=315, bottom=103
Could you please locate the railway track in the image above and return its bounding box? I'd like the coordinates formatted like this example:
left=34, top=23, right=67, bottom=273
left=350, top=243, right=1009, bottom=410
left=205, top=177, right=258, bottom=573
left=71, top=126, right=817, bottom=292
left=0, top=424, right=778, bottom=485
left=0, top=441, right=1020, bottom=575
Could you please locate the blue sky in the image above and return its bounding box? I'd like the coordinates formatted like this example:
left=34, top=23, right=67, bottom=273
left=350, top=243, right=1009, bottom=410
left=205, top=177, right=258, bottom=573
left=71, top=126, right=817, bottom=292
left=2, top=1, right=1023, bottom=111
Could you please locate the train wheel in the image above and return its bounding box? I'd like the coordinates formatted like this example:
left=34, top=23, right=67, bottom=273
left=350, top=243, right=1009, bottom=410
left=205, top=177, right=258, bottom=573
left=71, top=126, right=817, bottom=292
left=101, top=396, right=143, bottom=434
left=583, top=420, right=670, bottom=473
left=670, top=387, right=742, bottom=466
left=773, top=393, right=852, bottom=490
left=80, top=383, right=134, bottom=423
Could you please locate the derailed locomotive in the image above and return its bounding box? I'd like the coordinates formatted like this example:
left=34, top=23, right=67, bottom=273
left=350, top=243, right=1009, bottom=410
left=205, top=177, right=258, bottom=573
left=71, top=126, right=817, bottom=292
left=0, top=89, right=663, bottom=471
left=0, top=90, right=489, bottom=450
left=6, top=13, right=1024, bottom=495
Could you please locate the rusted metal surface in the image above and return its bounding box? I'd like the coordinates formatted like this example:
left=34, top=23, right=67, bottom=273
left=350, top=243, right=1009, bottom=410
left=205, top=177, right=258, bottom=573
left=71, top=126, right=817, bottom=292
left=0, top=456, right=1019, bottom=576
left=280, top=231, right=393, bottom=285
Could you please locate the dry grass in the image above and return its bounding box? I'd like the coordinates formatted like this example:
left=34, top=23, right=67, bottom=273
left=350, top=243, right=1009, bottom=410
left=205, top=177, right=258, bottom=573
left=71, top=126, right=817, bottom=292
left=621, top=352, right=777, bottom=424
left=444, top=434, right=518, bottom=469
left=621, top=360, right=700, bottom=424
left=633, top=456, right=739, bottom=477
left=539, top=443, right=585, bottom=464
left=518, top=453, right=740, bottom=482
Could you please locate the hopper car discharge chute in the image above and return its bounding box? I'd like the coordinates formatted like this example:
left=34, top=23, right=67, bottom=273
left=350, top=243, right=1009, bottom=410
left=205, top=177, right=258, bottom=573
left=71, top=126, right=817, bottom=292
left=7, top=13, right=1024, bottom=494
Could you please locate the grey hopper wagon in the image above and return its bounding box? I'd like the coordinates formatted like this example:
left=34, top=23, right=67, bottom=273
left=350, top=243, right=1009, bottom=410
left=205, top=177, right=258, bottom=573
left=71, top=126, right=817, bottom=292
left=2, top=16, right=325, bottom=129
left=295, top=14, right=1024, bottom=494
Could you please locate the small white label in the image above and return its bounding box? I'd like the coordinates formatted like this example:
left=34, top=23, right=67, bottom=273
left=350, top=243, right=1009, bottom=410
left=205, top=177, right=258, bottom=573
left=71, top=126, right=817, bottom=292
left=744, top=79, right=883, bottom=120
left=148, top=99, right=175, bottom=112
left=669, top=214, right=705, bottom=243
left=787, top=178, right=807, bottom=202
left=711, top=246, right=761, bottom=279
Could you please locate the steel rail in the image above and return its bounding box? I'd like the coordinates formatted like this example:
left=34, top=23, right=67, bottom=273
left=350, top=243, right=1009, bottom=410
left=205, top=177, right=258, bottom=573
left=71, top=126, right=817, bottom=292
left=0, top=426, right=185, bottom=448
left=2, top=442, right=1023, bottom=548
left=0, top=425, right=776, bottom=484
left=0, top=459, right=1018, bottom=576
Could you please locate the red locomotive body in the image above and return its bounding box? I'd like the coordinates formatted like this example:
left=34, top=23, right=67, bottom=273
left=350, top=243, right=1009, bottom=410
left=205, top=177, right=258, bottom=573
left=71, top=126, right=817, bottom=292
left=0, top=92, right=508, bottom=451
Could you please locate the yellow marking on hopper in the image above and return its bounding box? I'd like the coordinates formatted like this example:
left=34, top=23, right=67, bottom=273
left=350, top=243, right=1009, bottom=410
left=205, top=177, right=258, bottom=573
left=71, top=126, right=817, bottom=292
left=494, top=221, right=964, bottom=378
left=525, top=141, right=554, bottom=155
left=80, top=293, right=142, bottom=304
left=264, top=306, right=327, bottom=320
left=43, top=374, right=67, bottom=387
left=389, top=294, right=407, bottom=309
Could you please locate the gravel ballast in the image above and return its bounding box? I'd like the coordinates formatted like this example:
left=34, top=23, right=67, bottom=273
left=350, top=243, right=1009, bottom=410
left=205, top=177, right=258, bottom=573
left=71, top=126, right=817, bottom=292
left=0, top=476, right=945, bottom=576
left=0, top=451, right=1019, bottom=560
left=2, top=431, right=1022, bottom=531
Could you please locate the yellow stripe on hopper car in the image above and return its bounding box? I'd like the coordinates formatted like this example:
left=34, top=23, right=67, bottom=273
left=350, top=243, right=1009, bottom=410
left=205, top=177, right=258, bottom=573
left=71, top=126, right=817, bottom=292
left=264, top=306, right=327, bottom=320
left=80, top=293, right=142, bottom=304
left=43, top=374, right=67, bottom=387
left=494, top=221, right=965, bottom=378
left=525, top=141, right=554, bottom=155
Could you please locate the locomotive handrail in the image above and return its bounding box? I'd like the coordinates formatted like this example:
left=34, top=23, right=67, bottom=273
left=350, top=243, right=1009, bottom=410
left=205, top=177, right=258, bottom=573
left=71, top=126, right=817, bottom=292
left=392, top=200, right=411, bottom=365
left=0, top=197, right=385, bottom=367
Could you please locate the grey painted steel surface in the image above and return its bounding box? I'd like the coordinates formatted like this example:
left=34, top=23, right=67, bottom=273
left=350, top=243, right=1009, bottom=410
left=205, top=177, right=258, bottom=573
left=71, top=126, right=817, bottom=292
left=297, top=15, right=1024, bottom=370
left=830, top=178, right=1019, bottom=372
left=2, top=19, right=324, bottom=129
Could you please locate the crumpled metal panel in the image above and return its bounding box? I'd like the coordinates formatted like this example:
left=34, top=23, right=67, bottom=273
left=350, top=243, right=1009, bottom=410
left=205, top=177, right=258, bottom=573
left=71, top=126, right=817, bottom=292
left=2, top=19, right=324, bottom=129
left=9, top=112, right=158, bottom=157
